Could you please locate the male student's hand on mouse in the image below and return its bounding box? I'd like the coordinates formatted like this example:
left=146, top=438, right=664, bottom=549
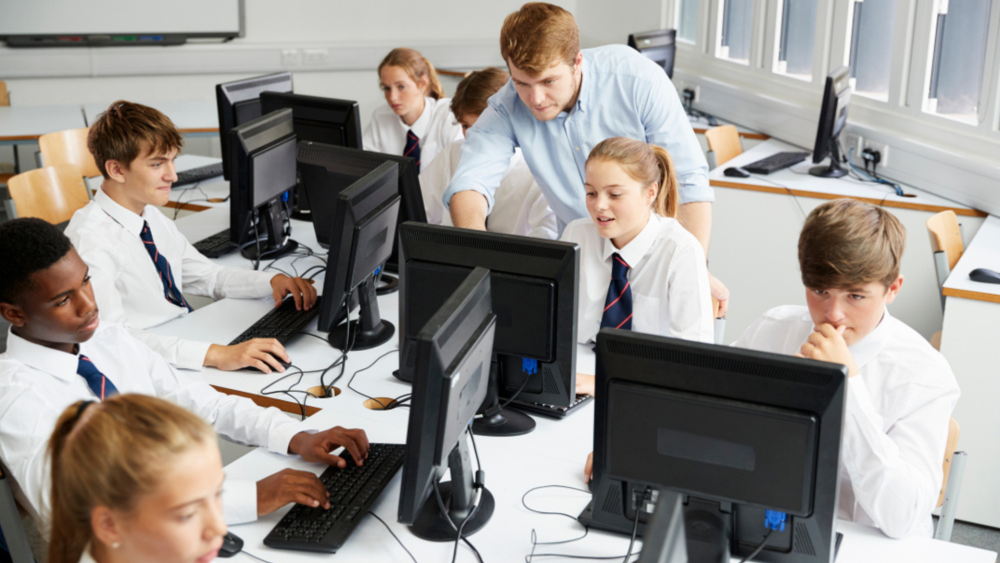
left=205, top=338, right=290, bottom=373
left=575, top=373, right=596, bottom=397
left=289, top=427, right=371, bottom=468
left=271, top=274, right=318, bottom=311
left=795, top=324, right=859, bottom=378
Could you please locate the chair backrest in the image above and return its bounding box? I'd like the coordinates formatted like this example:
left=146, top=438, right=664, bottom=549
left=8, top=164, right=90, bottom=224
left=704, top=125, right=742, bottom=167
left=926, top=211, right=964, bottom=272
left=938, top=417, right=960, bottom=508
left=38, top=127, right=102, bottom=179
left=0, top=81, right=9, bottom=106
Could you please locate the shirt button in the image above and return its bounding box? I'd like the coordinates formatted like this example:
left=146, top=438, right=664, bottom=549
left=575, top=147, right=580, bottom=151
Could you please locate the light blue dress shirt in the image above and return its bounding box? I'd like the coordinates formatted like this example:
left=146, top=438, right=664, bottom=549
left=443, top=44, right=712, bottom=231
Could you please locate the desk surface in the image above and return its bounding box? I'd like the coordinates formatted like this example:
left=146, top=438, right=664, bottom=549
left=709, top=139, right=986, bottom=218
left=83, top=100, right=218, bottom=134
left=689, top=114, right=769, bottom=140
left=943, top=214, right=1000, bottom=303
left=0, top=105, right=87, bottom=142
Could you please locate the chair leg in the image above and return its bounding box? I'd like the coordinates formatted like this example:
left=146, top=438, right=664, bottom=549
left=935, top=451, right=967, bottom=542
left=714, top=318, right=726, bottom=345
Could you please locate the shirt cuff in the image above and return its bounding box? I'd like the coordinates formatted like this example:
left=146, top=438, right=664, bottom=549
left=177, top=340, right=213, bottom=372
left=677, top=175, right=715, bottom=204
left=267, top=419, right=319, bottom=457
left=222, top=478, right=258, bottom=524
left=256, top=272, right=277, bottom=297
left=443, top=184, right=497, bottom=215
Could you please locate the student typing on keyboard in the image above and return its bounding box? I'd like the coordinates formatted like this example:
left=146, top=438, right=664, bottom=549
left=64, top=101, right=317, bottom=374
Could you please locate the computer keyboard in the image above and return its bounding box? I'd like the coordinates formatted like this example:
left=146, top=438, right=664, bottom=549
left=229, top=295, right=323, bottom=347
left=192, top=229, right=236, bottom=258
left=264, top=443, right=406, bottom=553
left=742, top=151, right=810, bottom=174
left=173, top=162, right=224, bottom=187
left=511, top=393, right=594, bottom=419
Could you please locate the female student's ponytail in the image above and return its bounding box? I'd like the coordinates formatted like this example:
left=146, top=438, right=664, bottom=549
left=587, top=137, right=679, bottom=218
left=378, top=48, right=446, bottom=100
left=47, top=395, right=215, bottom=563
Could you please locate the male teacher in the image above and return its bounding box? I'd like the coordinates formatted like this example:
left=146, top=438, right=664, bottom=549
left=443, top=2, right=729, bottom=314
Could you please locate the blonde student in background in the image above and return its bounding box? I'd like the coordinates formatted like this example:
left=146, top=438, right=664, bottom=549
left=362, top=47, right=463, bottom=173
left=420, top=67, right=558, bottom=239
left=567, top=137, right=714, bottom=397
left=47, top=395, right=227, bottom=563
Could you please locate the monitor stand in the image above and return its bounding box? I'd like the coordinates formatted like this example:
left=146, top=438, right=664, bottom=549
left=243, top=200, right=298, bottom=261
left=809, top=138, right=848, bottom=178
left=409, top=434, right=494, bottom=541
left=328, top=276, right=394, bottom=351
left=472, top=359, right=536, bottom=437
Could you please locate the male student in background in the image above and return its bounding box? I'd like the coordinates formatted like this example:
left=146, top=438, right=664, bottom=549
left=443, top=2, right=730, bottom=315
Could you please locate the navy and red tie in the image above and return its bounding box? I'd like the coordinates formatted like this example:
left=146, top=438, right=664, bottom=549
left=404, top=129, right=421, bottom=169
left=77, top=355, right=119, bottom=401
left=600, top=253, right=633, bottom=331
left=140, top=221, right=192, bottom=312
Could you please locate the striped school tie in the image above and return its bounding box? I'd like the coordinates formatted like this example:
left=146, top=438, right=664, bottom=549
left=77, top=355, right=119, bottom=401
left=404, top=129, right=421, bottom=169
left=600, top=253, right=633, bottom=331
left=140, top=221, right=192, bottom=312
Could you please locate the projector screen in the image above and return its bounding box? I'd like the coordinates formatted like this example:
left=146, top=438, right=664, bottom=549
left=0, top=0, right=241, bottom=38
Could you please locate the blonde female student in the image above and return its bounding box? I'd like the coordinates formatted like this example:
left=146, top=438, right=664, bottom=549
left=363, top=47, right=463, bottom=173
left=565, top=137, right=714, bottom=395
left=48, top=395, right=227, bottom=563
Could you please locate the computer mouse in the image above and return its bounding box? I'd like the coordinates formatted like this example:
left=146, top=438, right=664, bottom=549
left=969, top=268, right=1000, bottom=284
left=218, top=532, right=243, bottom=558
left=723, top=166, right=751, bottom=178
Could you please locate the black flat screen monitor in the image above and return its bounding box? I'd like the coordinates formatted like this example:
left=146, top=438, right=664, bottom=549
left=316, top=161, right=400, bottom=351
left=297, top=141, right=425, bottom=269
left=629, top=29, right=677, bottom=78
left=581, top=329, right=846, bottom=563
left=398, top=267, right=497, bottom=541
left=260, top=92, right=362, bottom=149
left=810, top=66, right=851, bottom=178
left=216, top=72, right=293, bottom=180
left=228, top=108, right=298, bottom=260
left=398, top=223, right=578, bottom=437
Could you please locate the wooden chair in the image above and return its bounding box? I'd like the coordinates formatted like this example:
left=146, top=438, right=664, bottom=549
left=935, top=418, right=966, bottom=542
left=0, top=82, right=9, bottom=106
left=0, top=461, right=34, bottom=563
left=38, top=127, right=102, bottom=179
left=926, top=211, right=964, bottom=349
left=704, top=125, right=743, bottom=168
left=7, top=165, right=90, bottom=224
left=712, top=296, right=726, bottom=345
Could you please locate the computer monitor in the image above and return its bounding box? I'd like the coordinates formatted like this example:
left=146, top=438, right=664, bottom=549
left=228, top=108, right=299, bottom=260
left=629, top=29, right=677, bottom=78
left=315, top=161, right=400, bottom=351
left=397, top=223, right=579, bottom=437
left=637, top=490, right=688, bottom=563
left=581, top=329, right=846, bottom=563
left=398, top=267, right=497, bottom=541
left=810, top=66, right=851, bottom=178
left=216, top=72, right=293, bottom=180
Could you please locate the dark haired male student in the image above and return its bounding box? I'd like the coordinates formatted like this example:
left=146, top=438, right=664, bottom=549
left=0, top=218, right=368, bottom=533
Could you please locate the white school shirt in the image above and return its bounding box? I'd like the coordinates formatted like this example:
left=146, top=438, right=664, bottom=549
left=362, top=96, right=463, bottom=173
left=0, top=323, right=312, bottom=533
left=64, top=188, right=276, bottom=371
left=560, top=213, right=714, bottom=345
left=733, top=305, right=960, bottom=538
left=420, top=139, right=558, bottom=239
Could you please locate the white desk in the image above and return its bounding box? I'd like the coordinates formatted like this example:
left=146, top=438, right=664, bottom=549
left=940, top=214, right=1000, bottom=528
left=83, top=100, right=218, bottom=136
left=0, top=105, right=87, bottom=145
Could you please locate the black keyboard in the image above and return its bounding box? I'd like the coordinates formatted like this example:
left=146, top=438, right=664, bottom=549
left=192, top=229, right=236, bottom=258
left=173, top=162, right=224, bottom=187
left=742, top=151, right=810, bottom=174
left=229, top=295, right=322, bottom=347
left=264, top=443, right=406, bottom=553
left=511, top=393, right=594, bottom=419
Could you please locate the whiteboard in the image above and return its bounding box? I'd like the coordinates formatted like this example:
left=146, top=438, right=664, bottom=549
left=0, top=0, right=241, bottom=37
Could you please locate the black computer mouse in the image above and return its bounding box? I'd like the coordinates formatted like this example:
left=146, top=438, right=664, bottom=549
left=969, top=268, right=1000, bottom=284
left=218, top=532, right=244, bottom=558
left=723, top=166, right=751, bottom=178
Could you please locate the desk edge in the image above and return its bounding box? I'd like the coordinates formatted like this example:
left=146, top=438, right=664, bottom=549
left=211, top=385, right=321, bottom=417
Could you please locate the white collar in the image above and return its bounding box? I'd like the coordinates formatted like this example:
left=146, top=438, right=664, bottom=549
left=847, top=308, right=892, bottom=369
left=4, top=325, right=101, bottom=383
left=602, top=213, right=659, bottom=268
left=95, top=187, right=147, bottom=237
left=401, top=97, right=435, bottom=140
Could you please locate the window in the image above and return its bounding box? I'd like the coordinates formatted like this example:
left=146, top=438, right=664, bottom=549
left=719, top=0, right=754, bottom=64
left=848, top=0, right=897, bottom=101
left=774, top=0, right=817, bottom=79
left=677, top=0, right=699, bottom=43
left=924, top=0, right=993, bottom=124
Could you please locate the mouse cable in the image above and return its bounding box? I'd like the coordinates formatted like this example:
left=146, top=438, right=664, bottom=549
left=346, top=348, right=406, bottom=410
left=368, top=511, right=419, bottom=563
left=240, top=549, right=276, bottom=563
left=738, top=528, right=773, bottom=563
left=621, top=496, right=642, bottom=563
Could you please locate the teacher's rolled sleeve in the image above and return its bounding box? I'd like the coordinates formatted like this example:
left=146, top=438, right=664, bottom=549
left=443, top=100, right=517, bottom=214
